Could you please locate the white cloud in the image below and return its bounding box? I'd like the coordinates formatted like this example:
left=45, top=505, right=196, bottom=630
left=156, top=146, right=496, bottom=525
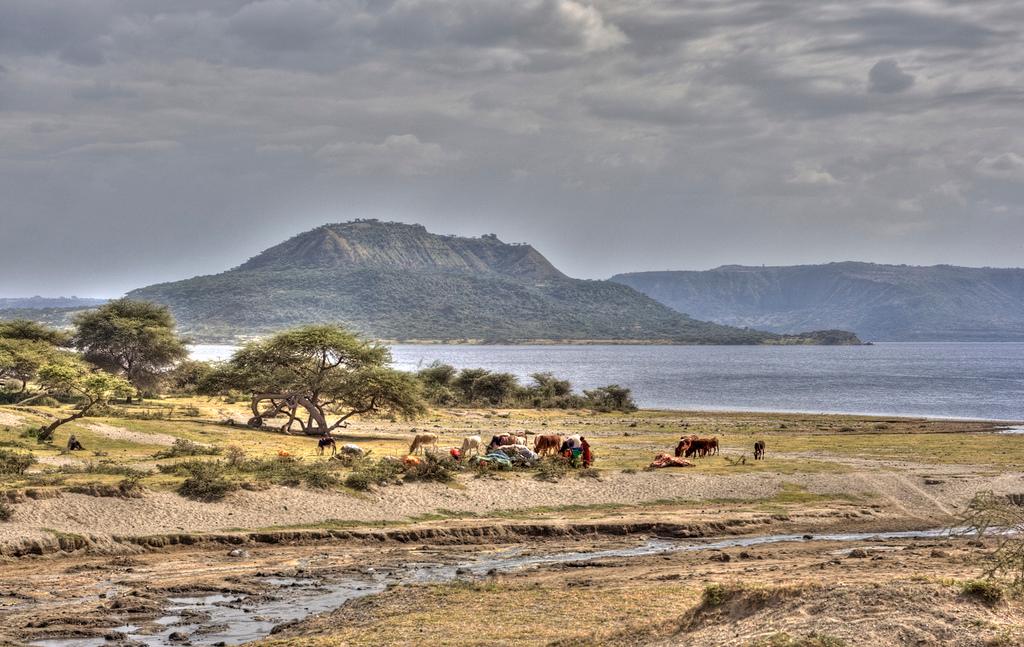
left=976, top=152, right=1024, bottom=180
left=315, top=134, right=461, bottom=176
left=787, top=163, right=840, bottom=186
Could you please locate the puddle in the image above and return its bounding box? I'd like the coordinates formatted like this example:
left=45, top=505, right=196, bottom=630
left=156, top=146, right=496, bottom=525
left=998, top=425, right=1024, bottom=434
left=31, top=527, right=977, bottom=647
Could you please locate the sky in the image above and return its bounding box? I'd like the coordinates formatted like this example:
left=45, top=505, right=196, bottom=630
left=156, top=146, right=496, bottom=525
left=2, top=0, right=1023, bottom=297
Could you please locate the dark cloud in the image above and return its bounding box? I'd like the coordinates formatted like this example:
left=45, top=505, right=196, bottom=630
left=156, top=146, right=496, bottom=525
left=868, top=59, right=915, bottom=94
left=1, top=0, right=1024, bottom=296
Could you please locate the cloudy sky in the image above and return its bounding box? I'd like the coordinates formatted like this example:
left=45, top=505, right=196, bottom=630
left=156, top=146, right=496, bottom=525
left=2, top=0, right=1023, bottom=296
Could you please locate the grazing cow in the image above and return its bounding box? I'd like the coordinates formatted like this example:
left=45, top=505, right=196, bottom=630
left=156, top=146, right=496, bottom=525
left=409, top=433, right=439, bottom=455
left=317, top=435, right=336, bottom=456
left=708, top=437, right=719, bottom=456
left=682, top=437, right=715, bottom=458
left=674, top=438, right=690, bottom=457
left=489, top=434, right=527, bottom=450
left=460, top=435, right=483, bottom=459
left=533, top=434, right=562, bottom=456
left=754, top=440, right=766, bottom=460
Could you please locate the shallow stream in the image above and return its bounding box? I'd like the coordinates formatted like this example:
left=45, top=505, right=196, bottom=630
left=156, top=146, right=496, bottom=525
left=32, top=527, right=971, bottom=647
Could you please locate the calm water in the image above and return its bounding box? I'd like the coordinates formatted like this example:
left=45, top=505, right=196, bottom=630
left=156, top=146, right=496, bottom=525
left=189, top=342, right=1024, bottom=421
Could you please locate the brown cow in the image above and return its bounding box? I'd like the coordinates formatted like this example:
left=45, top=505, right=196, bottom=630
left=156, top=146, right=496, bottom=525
left=533, top=434, right=562, bottom=457
left=754, top=440, right=766, bottom=460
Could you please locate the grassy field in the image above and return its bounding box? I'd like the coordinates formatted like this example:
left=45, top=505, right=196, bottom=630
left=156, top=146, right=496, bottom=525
left=0, top=396, right=1017, bottom=497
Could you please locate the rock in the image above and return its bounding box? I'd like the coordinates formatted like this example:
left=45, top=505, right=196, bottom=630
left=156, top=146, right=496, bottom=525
left=710, top=552, right=731, bottom=562
left=739, top=551, right=753, bottom=560
left=924, top=478, right=944, bottom=485
left=227, top=548, right=250, bottom=558
left=361, top=567, right=376, bottom=574
left=802, top=534, right=814, bottom=540
left=455, top=567, right=470, bottom=575
left=930, top=549, right=948, bottom=558
left=848, top=548, right=868, bottom=558
left=104, top=631, right=126, bottom=641
left=167, top=632, right=189, bottom=642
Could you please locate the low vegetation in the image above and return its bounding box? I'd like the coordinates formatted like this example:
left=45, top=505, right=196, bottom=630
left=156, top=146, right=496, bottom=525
left=417, top=363, right=637, bottom=411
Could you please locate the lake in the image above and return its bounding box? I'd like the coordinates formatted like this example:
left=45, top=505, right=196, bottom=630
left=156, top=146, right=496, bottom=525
left=189, top=342, right=1024, bottom=421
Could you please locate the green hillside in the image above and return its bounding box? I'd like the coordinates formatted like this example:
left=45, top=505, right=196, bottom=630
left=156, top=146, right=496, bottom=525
left=612, top=262, right=1024, bottom=341
left=127, top=221, right=859, bottom=344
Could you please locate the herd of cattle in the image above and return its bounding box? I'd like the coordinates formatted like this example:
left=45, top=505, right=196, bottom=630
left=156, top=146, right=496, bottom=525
left=401, top=430, right=766, bottom=465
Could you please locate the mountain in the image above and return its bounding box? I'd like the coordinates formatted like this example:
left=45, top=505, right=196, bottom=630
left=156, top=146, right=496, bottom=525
left=127, top=220, right=858, bottom=344
left=611, top=262, right=1024, bottom=341
left=0, top=297, right=107, bottom=309
left=0, top=297, right=109, bottom=330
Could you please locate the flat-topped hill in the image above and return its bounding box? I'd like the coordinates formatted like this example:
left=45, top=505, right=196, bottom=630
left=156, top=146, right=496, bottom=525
left=127, top=220, right=859, bottom=344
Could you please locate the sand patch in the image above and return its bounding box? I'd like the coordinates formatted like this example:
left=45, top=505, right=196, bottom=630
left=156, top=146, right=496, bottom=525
left=80, top=422, right=182, bottom=447
left=0, top=410, right=25, bottom=427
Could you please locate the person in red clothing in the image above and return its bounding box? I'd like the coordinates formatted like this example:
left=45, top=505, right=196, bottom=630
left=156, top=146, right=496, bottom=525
left=580, top=436, right=592, bottom=468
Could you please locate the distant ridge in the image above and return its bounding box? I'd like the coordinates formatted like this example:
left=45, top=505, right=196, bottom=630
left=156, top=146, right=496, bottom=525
left=127, top=220, right=859, bottom=344
left=612, top=262, right=1024, bottom=341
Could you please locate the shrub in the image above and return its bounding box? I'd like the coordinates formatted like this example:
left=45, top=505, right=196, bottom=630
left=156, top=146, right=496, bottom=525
left=178, top=461, right=236, bottom=501
left=576, top=467, right=602, bottom=480
left=960, top=579, right=1004, bottom=606
left=0, top=449, right=35, bottom=475
left=534, top=456, right=569, bottom=483
left=701, top=583, right=729, bottom=607
left=224, top=445, right=247, bottom=467
left=345, top=458, right=404, bottom=491
left=0, top=500, right=12, bottom=521
left=153, top=438, right=221, bottom=459
left=302, top=462, right=341, bottom=489
left=402, top=453, right=457, bottom=483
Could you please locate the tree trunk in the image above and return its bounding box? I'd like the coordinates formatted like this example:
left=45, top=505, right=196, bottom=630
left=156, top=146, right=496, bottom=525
left=37, top=403, right=93, bottom=442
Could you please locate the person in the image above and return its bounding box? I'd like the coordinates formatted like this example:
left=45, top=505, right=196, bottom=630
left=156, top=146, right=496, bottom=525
left=67, top=435, right=85, bottom=451
left=580, top=436, right=592, bottom=468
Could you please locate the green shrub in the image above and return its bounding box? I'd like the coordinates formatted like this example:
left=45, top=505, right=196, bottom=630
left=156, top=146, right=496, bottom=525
left=701, top=583, right=729, bottom=607
left=960, top=579, right=1004, bottom=606
left=303, top=463, right=341, bottom=489
left=153, top=438, right=221, bottom=459
left=0, top=449, right=35, bottom=475
left=178, top=461, right=236, bottom=501
left=534, top=456, right=569, bottom=483
left=402, top=453, right=457, bottom=483
left=345, top=458, right=404, bottom=491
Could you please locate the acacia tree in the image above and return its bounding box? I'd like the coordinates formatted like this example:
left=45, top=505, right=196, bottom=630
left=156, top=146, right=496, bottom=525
left=34, top=355, right=133, bottom=441
left=73, top=299, right=188, bottom=396
left=0, top=320, right=68, bottom=397
left=204, top=325, right=425, bottom=435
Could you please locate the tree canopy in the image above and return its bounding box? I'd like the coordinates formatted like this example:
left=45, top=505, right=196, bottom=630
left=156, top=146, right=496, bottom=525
left=203, top=325, right=425, bottom=434
left=34, top=353, right=133, bottom=440
left=73, top=299, right=188, bottom=393
left=0, top=321, right=68, bottom=397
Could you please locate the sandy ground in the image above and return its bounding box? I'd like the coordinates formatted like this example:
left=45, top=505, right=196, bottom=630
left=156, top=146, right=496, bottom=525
left=2, top=468, right=1022, bottom=545
left=0, top=410, right=24, bottom=427
left=80, top=421, right=185, bottom=446
left=4, top=517, right=1021, bottom=646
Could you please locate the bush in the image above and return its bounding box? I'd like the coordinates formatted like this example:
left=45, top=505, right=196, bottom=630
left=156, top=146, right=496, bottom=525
left=534, top=456, right=569, bottom=483
left=0, top=500, right=12, bottom=521
left=960, top=579, right=1004, bottom=606
left=224, top=445, right=247, bottom=467
left=303, top=462, right=342, bottom=489
left=178, top=461, right=236, bottom=501
left=701, top=583, right=730, bottom=607
left=153, top=438, right=221, bottom=459
left=403, top=453, right=457, bottom=483
left=576, top=467, right=602, bottom=480
left=0, top=449, right=35, bottom=475
left=345, top=458, right=404, bottom=491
